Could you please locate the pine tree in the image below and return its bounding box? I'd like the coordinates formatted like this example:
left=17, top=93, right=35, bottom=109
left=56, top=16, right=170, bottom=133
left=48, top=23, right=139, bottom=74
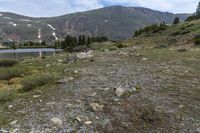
left=173, top=17, right=180, bottom=24
left=197, top=1, right=200, bottom=17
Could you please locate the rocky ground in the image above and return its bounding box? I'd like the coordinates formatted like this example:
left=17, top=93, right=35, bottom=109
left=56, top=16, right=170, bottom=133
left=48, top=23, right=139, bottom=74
left=0, top=47, right=200, bottom=133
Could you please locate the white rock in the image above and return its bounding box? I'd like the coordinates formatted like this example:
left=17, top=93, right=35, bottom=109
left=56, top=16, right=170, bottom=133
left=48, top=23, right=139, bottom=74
left=76, top=50, right=93, bottom=60
left=90, top=103, right=104, bottom=112
left=50, top=118, right=63, bottom=127
left=115, top=86, right=125, bottom=97
left=10, top=120, right=17, bottom=126
left=142, top=58, right=147, bottom=61
left=84, top=121, right=92, bottom=125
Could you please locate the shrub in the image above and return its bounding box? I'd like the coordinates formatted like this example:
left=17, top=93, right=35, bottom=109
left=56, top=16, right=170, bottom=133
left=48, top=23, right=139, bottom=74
left=170, top=31, right=181, bottom=36
left=180, top=30, right=191, bottom=35
left=0, top=90, right=15, bottom=103
left=177, top=48, right=187, bottom=52
left=22, top=74, right=54, bottom=91
left=0, top=69, right=22, bottom=80
left=155, top=44, right=168, bottom=49
left=116, top=43, right=127, bottom=48
left=0, top=59, right=18, bottom=67
left=194, top=34, right=200, bottom=46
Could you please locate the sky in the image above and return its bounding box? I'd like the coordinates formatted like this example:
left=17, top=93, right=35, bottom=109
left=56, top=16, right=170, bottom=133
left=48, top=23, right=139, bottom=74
left=0, top=0, right=199, bottom=17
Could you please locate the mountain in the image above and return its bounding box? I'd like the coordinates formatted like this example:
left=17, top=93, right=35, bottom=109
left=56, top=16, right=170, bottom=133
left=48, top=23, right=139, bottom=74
left=0, top=6, right=190, bottom=44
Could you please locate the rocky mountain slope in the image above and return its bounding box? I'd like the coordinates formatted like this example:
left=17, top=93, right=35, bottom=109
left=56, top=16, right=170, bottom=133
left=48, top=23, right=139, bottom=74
left=0, top=6, right=190, bottom=43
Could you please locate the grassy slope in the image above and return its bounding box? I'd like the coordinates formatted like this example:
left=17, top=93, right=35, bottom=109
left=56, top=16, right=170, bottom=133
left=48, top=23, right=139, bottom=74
left=123, top=19, right=200, bottom=48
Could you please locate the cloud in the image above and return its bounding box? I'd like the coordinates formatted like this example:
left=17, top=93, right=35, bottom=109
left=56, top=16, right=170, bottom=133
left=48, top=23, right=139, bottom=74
left=0, top=0, right=198, bottom=17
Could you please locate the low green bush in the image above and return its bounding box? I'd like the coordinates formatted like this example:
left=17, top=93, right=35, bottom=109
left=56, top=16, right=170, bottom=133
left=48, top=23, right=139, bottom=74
left=155, top=44, right=168, bottom=49
left=170, top=31, right=181, bottom=36
left=0, top=90, right=15, bottom=103
left=194, top=34, right=200, bottom=46
left=0, top=69, right=22, bottom=80
left=0, top=59, right=18, bottom=67
left=180, top=30, right=191, bottom=35
left=22, top=74, right=54, bottom=91
left=116, top=43, right=127, bottom=48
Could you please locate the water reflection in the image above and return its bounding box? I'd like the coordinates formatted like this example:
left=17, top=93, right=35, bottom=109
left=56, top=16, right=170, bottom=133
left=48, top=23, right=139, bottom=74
left=0, top=48, right=62, bottom=59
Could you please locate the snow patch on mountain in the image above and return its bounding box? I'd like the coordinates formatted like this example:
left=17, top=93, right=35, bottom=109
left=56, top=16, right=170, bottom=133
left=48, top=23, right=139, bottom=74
left=0, top=14, right=3, bottom=16
left=52, top=32, right=58, bottom=40
left=9, top=22, right=17, bottom=27
left=3, top=17, right=12, bottom=20
left=27, top=24, right=32, bottom=27
left=38, top=29, right=42, bottom=43
left=47, top=24, right=56, bottom=30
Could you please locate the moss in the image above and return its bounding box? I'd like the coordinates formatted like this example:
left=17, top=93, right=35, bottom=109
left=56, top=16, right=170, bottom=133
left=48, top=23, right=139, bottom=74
left=0, top=59, right=18, bottom=67
left=22, top=74, right=54, bottom=91
left=0, top=69, right=22, bottom=80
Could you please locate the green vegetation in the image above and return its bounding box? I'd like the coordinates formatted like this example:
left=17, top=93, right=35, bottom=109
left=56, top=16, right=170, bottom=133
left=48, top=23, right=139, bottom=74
left=0, top=89, right=16, bottom=104
left=194, top=34, right=200, bottom=45
left=185, top=2, right=200, bottom=21
left=0, top=69, right=22, bottom=80
left=59, top=35, right=108, bottom=52
left=134, top=22, right=168, bottom=37
left=22, top=74, right=54, bottom=91
left=173, top=17, right=180, bottom=24
left=0, top=59, right=18, bottom=67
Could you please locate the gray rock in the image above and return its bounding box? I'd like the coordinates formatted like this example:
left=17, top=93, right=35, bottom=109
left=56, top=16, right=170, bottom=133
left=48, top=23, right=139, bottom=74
left=115, top=86, right=125, bottom=97
left=10, top=120, right=17, bottom=126
left=50, top=117, right=63, bottom=127
left=90, top=103, right=104, bottom=112
left=197, top=127, right=200, bottom=133
left=84, top=121, right=92, bottom=125
left=76, top=50, right=93, bottom=60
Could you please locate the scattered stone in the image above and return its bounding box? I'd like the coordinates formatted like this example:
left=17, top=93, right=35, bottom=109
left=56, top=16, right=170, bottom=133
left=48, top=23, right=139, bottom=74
left=10, top=120, right=17, bottom=126
left=84, top=121, right=92, bottom=125
left=74, top=70, right=78, bottom=74
left=0, top=129, right=9, bottom=133
left=33, top=95, right=40, bottom=98
left=57, top=77, right=74, bottom=84
left=57, top=59, right=63, bottom=62
left=197, top=127, right=200, bottom=133
left=115, top=86, right=125, bottom=97
left=90, top=103, right=104, bottom=112
left=75, top=117, right=82, bottom=123
left=76, top=50, right=93, bottom=60
left=45, top=64, right=51, bottom=68
left=50, top=117, right=63, bottom=127
left=142, top=58, right=147, bottom=61
left=46, top=102, right=56, bottom=106
left=8, top=105, right=13, bottom=109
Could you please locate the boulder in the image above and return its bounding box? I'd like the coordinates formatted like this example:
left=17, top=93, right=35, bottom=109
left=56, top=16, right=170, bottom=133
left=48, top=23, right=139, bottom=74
left=50, top=117, right=63, bottom=127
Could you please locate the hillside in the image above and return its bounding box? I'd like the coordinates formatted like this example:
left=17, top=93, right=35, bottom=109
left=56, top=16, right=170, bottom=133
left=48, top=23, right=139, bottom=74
left=0, top=6, right=190, bottom=44
left=123, top=18, right=200, bottom=47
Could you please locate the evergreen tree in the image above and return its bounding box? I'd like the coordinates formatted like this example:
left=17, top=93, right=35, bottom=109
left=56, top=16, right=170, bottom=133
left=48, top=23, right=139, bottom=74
left=197, top=1, right=200, bottom=17
left=173, top=17, right=180, bottom=24
left=41, top=41, right=46, bottom=46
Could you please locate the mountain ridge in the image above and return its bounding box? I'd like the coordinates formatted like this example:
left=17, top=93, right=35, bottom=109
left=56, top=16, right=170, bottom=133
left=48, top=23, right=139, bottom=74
left=0, top=6, right=191, bottom=44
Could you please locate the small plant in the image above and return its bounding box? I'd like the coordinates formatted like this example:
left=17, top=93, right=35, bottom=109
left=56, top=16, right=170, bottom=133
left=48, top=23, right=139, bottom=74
left=0, top=90, right=15, bottom=103
left=170, top=31, right=181, bottom=36
left=177, top=48, right=187, bottom=52
left=22, top=74, right=54, bottom=91
left=0, top=69, right=22, bottom=80
left=194, top=34, right=200, bottom=46
left=0, top=59, right=18, bottom=67
left=116, top=43, right=127, bottom=48
left=155, top=44, right=168, bottom=49
left=180, top=30, right=191, bottom=35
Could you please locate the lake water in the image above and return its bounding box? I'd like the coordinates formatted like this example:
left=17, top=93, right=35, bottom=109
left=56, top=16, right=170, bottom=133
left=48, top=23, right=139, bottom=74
left=0, top=48, right=63, bottom=59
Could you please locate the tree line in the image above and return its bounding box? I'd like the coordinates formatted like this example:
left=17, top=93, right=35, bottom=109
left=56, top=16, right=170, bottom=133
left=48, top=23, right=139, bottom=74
left=56, top=35, right=108, bottom=52
left=134, top=22, right=168, bottom=37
